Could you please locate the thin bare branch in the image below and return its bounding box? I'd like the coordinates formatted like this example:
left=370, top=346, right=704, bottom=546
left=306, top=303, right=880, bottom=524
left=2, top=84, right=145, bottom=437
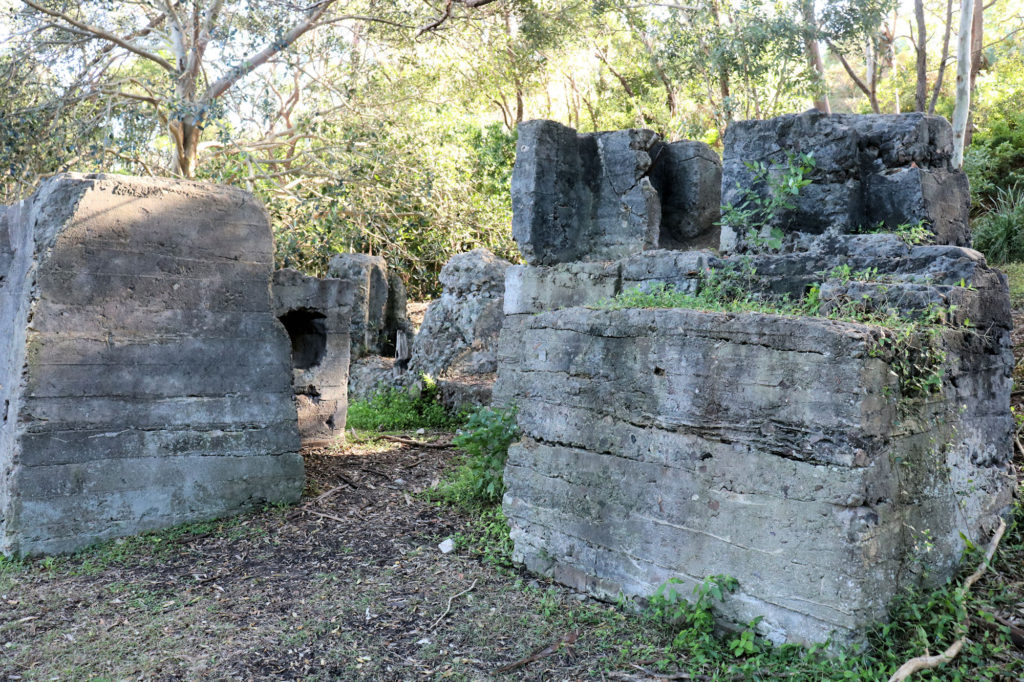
left=201, top=0, right=337, bottom=102
left=19, top=0, right=175, bottom=72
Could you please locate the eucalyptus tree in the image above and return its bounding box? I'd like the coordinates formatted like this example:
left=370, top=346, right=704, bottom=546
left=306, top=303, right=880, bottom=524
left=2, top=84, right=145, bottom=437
left=7, top=0, right=410, bottom=178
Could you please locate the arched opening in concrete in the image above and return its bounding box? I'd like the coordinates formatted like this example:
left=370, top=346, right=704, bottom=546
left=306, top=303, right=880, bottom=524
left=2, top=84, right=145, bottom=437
left=278, top=308, right=327, bottom=370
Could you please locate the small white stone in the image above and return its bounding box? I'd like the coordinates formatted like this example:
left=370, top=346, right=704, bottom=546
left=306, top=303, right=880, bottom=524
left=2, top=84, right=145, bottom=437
left=416, top=428, right=426, bottom=435
left=438, top=538, right=456, bottom=554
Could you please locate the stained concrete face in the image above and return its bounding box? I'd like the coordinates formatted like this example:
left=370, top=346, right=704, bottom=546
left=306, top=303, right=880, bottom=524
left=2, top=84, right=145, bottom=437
left=327, top=253, right=410, bottom=358
left=721, top=111, right=971, bottom=252
left=272, top=269, right=353, bottom=443
left=511, top=120, right=721, bottom=265
left=0, top=174, right=303, bottom=556
left=496, top=114, right=1015, bottom=646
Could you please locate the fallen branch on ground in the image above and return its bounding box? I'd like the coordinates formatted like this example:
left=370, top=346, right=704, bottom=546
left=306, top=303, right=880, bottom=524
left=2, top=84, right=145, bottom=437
left=887, top=518, right=1008, bottom=682
left=429, top=578, right=478, bottom=631
left=379, top=434, right=451, bottom=448
left=301, top=509, right=347, bottom=524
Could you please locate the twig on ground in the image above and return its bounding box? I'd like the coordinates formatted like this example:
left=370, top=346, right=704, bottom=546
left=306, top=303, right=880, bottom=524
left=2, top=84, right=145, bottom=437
left=302, top=509, right=347, bottom=524
left=379, top=434, right=451, bottom=448
left=429, top=578, right=478, bottom=631
left=887, top=518, right=1008, bottom=681
left=974, top=612, right=1024, bottom=648
left=494, top=631, right=579, bottom=673
left=360, top=466, right=392, bottom=481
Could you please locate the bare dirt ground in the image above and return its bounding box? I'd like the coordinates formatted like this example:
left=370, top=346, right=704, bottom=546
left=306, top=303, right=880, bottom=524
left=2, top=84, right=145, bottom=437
left=0, top=437, right=666, bottom=681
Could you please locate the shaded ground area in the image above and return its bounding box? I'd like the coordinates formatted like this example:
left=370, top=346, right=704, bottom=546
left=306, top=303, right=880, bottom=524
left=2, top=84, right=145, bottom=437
left=0, top=437, right=669, bottom=680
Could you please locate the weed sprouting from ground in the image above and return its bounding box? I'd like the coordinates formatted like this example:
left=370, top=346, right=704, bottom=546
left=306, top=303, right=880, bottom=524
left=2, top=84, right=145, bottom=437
left=426, top=405, right=519, bottom=568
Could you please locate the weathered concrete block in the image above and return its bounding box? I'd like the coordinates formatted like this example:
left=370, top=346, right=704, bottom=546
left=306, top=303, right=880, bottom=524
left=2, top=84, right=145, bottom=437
left=495, top=307, right=1013, bottom=645
left=503, top=250, right=711, bottom=316
left=649, top=140, right=723, bottom=249
left=512, top=120, right=721, bottom=265
left=0, top=174, right=303, bottom=556
left=721, top=111, right=970, bottom=252
left=412, top=248, right=510, bottom=380
left=327, top=253, right=389, bottom=357
left=272, top=269, right=353, bottom=443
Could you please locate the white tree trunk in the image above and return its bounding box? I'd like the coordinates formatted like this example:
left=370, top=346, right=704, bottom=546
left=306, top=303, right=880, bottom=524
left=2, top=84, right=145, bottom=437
left=951, top=0, right=974, bottom=169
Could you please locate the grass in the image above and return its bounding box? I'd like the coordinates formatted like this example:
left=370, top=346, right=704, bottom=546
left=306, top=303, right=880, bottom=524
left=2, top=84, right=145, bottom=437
left=346, top=374, right=458, bottom=432
left=999, top=261, right=1024, bottom=308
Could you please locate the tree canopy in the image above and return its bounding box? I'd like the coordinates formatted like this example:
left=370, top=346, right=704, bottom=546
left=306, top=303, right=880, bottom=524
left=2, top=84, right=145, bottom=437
left=2, top=0, right=1023, bottom=295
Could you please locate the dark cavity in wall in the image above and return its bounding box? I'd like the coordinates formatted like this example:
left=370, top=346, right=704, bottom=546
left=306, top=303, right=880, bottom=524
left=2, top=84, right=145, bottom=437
left=278, top=308, right=327, bottom=370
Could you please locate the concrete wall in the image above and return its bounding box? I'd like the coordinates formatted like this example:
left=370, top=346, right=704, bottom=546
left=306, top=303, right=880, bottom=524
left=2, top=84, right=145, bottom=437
left=0, top=174, right=303, bottom=556
left=495, top=307, right=1013, bottom=645
left=495, top=113, right=1015, bottom=645
left=272, top=268, right=353, bottom=443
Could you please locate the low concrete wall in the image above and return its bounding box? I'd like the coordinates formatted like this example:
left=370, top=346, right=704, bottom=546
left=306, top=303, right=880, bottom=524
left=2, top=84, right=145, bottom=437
left=495, top=307, right=1014, bottom=645
left=0, top=174, right=303, bottom=556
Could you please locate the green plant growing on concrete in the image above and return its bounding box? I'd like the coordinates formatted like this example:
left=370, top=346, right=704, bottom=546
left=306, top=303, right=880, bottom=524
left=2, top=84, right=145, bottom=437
left=719, top=152, right=816, bottom=251
left=346, top=374, right=455, bottom=431
left=893, top=220, right=933, bottom=246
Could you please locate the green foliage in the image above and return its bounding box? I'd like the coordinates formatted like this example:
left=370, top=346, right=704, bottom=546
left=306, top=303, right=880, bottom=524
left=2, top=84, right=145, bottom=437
left=886, top=220, right=933, bottom=246
left=870, top=324, right=947, bottom=402
left=596, top=263, right=816, bottom=318
left=433, top=405, right=519, bottom=509
left=999, top=262, right=1024, bottom=309
left=346, top=376, right=454, bottom=432
left=427, top=406, right=519, bottom=570
left=965, top=54, right=1024, bottom=208
left=972, top=183, right=1024, bottom=265
left=453, top=505, right=516, bottom=570
left=719, top=152, right=815, bottom=250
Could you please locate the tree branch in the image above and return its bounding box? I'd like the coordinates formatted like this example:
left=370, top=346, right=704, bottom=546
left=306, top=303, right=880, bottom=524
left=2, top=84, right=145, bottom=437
left=827, top=41, right=874, bottom=101
left=201, top=0, right=337, bottom=102
left=19, top=0, right=175, bottom=72
left=417, top=0, right=500, bottom=36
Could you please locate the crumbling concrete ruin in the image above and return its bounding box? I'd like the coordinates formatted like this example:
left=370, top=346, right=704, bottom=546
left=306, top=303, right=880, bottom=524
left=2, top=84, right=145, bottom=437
left=0, top=174, right=304, bottom=556
left=412, top=248, right=511, bottom=407
left=328, top=253, right=413, bottom=400
left=272, top=269, right=353, bottom=443
left=495, top=112, right=1015, bottom=645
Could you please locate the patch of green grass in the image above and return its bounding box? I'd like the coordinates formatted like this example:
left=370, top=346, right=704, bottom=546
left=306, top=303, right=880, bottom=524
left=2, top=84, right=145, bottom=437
left=999, top=262, right=1024, bottom=309
left=346, top=375, right=456, bottom=431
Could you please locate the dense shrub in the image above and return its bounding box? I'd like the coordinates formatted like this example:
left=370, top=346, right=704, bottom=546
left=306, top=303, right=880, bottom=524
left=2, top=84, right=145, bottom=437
left=972, top=183, right=1024, bottom=264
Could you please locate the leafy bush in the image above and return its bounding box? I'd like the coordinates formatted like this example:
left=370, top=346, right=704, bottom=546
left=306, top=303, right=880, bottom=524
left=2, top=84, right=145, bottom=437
left=972, top=183, right=1024, bottom=265
left=346, top=376, right=455, bottom=431
left=433, top=405, right=519, bottom=509
left=719, top=152, right=815, bottom=250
